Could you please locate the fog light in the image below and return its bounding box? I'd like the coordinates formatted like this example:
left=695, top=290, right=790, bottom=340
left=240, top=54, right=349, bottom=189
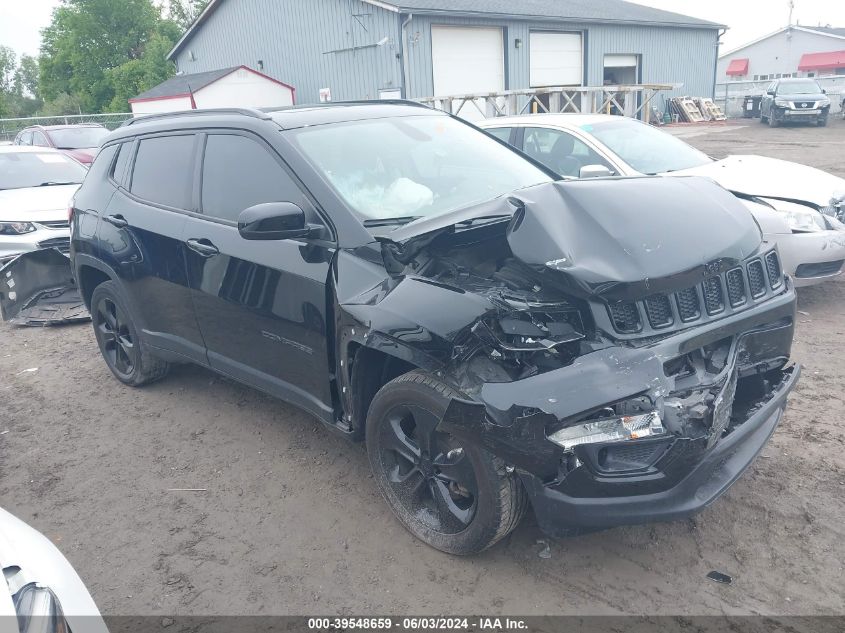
left=548, top=411, right=666, bottom=451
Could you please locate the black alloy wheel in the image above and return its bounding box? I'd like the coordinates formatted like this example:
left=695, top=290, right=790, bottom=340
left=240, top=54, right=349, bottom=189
left=378, top=402, right=479, bottom=534
left=366, top=371, right=527, bottom=555
left=90, top=281, right=170, bottom=386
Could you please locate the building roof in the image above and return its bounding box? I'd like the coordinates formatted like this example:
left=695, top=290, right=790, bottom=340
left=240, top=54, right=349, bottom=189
left=130, top=67, right=240, bottom=102
left=798, top=49, right=845, bottom=71
left=720, top=25, right=845, bottom=58
left=129, top=66, right=296, bottom=103
left=169, top=0, right=722, bottom=60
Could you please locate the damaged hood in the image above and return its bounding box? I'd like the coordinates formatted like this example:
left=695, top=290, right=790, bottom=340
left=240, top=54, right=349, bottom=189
left=673, top=155, right=845, bottom=208
left=0, top=184, right=79, bottom=222
left=506, top=176, right=762, bottom=294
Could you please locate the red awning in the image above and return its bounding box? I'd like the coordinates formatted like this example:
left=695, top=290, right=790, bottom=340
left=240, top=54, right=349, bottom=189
left=798, top=50, right=845, bottom=71
left=725, top=58, right=749, bottom=76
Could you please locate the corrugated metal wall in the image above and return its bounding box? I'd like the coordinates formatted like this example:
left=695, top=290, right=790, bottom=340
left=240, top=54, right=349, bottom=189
left=174, top=0, right=719, bottom=106
left=174, top=0, right=404, bottom=104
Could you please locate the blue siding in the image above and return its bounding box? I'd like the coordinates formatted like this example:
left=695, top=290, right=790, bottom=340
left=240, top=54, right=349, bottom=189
left=174, top=0, right=719, bottom=106
left=175, top=0, right=404, bottom=104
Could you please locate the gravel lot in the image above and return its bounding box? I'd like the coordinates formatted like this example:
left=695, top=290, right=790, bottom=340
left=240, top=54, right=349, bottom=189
left=1, top=117, right=844, bottom=617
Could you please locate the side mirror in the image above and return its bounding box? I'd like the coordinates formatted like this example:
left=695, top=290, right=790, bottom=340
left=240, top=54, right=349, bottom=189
left=579, top=164, right=614, bottom=179
left=822, top=88, right=826, bottom=94
left=766, top=89, right=776, bottom=95
left=238, top=202, right=315, bottom=241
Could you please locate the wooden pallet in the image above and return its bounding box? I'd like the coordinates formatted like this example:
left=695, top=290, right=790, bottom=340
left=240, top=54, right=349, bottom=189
left=670, top=97, right=705, bottom=122
left=697, top=98, right=727, bottom=121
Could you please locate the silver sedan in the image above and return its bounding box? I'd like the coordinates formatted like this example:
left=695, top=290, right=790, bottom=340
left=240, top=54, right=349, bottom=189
left=480, top=114, right=845, bottom=287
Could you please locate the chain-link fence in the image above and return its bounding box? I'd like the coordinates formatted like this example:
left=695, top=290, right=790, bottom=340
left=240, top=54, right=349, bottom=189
left=715, top=77, right=845, bottom=118
left=0, top=112, right=133, bottom=144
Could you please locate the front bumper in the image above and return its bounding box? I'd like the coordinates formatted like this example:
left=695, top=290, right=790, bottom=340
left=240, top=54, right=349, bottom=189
left=522, top=365, right=798, bottom=535
left=0, top=227, right=70, bottom=266
left=771, top=106, right=828, bottom=123
left=439, top=280, right=798, bottom=535
left=770, top=229, right=845, bottom=286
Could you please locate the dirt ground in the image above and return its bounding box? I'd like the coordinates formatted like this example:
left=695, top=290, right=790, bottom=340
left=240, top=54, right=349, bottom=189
left=1, top=117, right=844, bottom=617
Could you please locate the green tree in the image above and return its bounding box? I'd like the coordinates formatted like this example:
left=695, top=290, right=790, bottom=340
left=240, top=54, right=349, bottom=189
left=39, top=0, right=160, bottom=112
left=167, top=0, right=210, bottom=31
left=14, top=54, right=41, bottom=99
left=0, top=46, right=16, bottom=94
left=106, top=31, right=177, bottom=112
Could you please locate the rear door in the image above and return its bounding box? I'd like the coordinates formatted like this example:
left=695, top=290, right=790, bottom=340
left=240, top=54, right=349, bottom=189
left=99, top=132, right=206, bottom=362
left=182, top=130, right=336, bottom=422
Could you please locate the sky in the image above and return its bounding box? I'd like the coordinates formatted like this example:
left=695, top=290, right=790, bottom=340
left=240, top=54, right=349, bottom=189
left=1, top=0, right=845, bottom=60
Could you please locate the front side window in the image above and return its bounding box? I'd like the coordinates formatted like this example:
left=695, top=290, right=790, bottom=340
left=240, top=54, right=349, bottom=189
left=49, top=127, right=110, bottom=150
left=289, top=115, right=551, bottom=223
left=201, top=134, right=308, bottom=223
left=586, top=118, right=711, bottom=175
left=130, top=135, right=196, bottom=210
left=523, top=127, right=612, bottom=177
left=0, top=151, right=87, bottom=191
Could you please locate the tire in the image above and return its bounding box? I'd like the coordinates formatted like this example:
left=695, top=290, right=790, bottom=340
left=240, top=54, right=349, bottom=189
left=366, top=371, right=527, bottom=555
left=760, top=112, right=768, bottom=124
left=817, top=116, right=827, bottom=127
left=768, top=111, right=779, bottom=127
left=90, top=281, right=170, bottom=387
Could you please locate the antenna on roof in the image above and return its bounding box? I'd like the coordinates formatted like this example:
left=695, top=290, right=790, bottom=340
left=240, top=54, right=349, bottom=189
left=787, top=0, right=794, bottom=26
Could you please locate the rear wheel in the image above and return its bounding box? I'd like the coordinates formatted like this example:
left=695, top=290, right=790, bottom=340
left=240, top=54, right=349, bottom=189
left=366, top=371, right=526, bottom=555
left=91, top=281, right=169, bottom=387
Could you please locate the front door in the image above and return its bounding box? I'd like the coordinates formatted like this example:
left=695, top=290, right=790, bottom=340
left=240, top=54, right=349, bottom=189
left=182, top=131, right=336, bottom=422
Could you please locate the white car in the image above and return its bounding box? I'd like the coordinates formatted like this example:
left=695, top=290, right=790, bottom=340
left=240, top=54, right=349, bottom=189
left=0, top=507, right=108, bottom=633
left=480, top=114, right=845, bottom=287
left=0, top=146, right=86, bottom=267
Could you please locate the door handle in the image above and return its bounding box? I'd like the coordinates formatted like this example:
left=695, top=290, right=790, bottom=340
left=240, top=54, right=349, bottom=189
left=105, top=214, right=128, bottom=228
left=186, top=238, right=220, bottom=258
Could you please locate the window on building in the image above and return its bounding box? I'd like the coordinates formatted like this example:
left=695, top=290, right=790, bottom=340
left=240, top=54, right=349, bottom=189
left=201, top=134, right=307, bottom=223
left=807, top=72, right=815, bottom=77
left=130, top=135, right=196, bottom=210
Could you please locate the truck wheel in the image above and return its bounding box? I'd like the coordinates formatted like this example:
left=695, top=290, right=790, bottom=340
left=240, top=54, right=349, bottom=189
left=90, top=281, right=170, bottom=387
left=768, top=112, right=779, bottom=127
left=366, top=371, right=527, bottom=555
left=817, top=116, right=827, bottom=127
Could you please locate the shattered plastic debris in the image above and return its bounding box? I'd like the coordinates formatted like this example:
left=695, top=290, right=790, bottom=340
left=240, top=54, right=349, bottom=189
left=536, top=539, right=552, bottom=559
left=706, top=571, right=732, bottom=585
left=16, top=368, right=39, bottom=376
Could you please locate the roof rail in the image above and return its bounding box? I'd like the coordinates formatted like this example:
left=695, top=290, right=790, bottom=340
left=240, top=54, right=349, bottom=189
left=121, top=107, right=272, bottom=127
left=261, top=99, right=434, bottom=114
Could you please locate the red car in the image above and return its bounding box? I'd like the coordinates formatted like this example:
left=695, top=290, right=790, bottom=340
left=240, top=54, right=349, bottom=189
left=13, top=124, right=109, bottom=165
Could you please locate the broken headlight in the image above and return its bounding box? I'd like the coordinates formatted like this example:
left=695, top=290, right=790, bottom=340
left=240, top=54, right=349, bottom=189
left=548, top=411, right=666, bottom=451
left=760, top=199, right=827, bottom=233
left=0, top=222, right=37, bottom=235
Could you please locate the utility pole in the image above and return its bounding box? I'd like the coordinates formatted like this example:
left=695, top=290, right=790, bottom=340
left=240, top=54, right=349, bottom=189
left=788, top=0, right=795, bottom=26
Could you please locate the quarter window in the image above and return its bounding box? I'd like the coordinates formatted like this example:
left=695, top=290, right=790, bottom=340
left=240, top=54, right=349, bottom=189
left=111, top=142, right=132, bottom=186
left=201, top=134, right=307, bottom=223
left=130, top=135, right=196, bottom=210
left=485, top=127, right=513, bottom=144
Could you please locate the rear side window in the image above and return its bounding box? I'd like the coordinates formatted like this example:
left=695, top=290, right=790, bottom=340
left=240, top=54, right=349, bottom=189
left=130, top=135, right=196, bottom=210
left=201, top=134, right=307, bottom=223
left=111, top=142, right=132, bottom=185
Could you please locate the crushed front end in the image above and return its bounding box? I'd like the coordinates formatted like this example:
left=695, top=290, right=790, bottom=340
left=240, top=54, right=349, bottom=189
left=340, top=176, right=800, bottom=535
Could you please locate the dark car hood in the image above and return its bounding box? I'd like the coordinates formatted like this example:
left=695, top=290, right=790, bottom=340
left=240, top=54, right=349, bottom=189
left=382, top=176, right=763, bottom=300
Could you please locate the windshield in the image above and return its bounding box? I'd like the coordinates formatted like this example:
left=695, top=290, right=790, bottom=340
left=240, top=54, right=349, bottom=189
left=776, top=79, right=822, bottom=95
left=0, top=151, right=87, bottom=190
left=48, top=127, right=109, bottom=149
left=290, top=115, right=552, bottom=224
left=586, top=118, right=712, bottom=175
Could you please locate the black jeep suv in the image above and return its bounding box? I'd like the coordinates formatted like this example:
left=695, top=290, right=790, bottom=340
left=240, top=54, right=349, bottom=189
left=70, top=103, right=799, bottom=554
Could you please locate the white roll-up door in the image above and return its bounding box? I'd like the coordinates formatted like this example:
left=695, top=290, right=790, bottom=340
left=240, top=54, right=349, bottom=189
left=431, top=26, right=505, bottom=96
left=529, top=32, right=583, bottom=87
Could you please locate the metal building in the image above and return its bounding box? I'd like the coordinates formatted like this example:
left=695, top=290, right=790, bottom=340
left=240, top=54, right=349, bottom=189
left=168, top=0, right=723, bottom=106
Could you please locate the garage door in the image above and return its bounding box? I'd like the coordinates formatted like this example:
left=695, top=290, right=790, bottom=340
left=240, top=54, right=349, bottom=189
left=530, top=32, right=583, bottom=87
left=431, top=26, right=505, bottom=96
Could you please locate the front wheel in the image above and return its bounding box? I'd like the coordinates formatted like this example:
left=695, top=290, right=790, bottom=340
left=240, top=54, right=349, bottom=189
left=768, top=111, right=780, bottom=127
left=91, top=281, right=170, bottom=387
left=366, top=371, right=527, bottom=555
left=817, top=116, right=828, bottom=127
